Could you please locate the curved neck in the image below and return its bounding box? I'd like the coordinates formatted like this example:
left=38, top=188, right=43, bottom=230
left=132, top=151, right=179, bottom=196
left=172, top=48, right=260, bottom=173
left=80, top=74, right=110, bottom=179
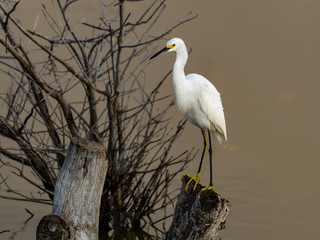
left=172, top=49, right=188, bottom=82
left=171, top=49, right=189, bottom=112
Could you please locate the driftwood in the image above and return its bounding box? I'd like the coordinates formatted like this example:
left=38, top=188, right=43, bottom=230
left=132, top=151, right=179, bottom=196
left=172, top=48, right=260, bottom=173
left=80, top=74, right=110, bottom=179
left=165, top=175, right=231, bottom=240
left=36, top=138, right=107, bottom=240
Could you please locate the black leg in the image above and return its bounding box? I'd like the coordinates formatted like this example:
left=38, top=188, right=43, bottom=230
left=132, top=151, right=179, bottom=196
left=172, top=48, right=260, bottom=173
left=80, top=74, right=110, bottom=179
left=208, top=130, right=213, bottom=186
left=183, top=130, right=208, bottom=191
left=197, top=130, right=208, bottom=174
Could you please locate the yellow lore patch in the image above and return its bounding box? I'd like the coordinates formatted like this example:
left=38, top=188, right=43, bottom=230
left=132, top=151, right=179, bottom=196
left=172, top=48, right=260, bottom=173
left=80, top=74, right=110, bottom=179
left=167, top=44, right=176, bottom=49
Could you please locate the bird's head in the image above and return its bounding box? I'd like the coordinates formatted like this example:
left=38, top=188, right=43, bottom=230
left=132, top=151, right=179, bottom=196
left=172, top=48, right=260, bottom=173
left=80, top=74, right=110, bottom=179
left=150, top=38, right=186, bottom=59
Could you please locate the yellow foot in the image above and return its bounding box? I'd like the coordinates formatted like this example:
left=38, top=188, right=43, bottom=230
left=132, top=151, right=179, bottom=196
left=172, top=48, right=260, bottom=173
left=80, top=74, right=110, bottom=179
left=181, top=173, right=200, bottom=191
left=201, top=185, right=220, bottom=195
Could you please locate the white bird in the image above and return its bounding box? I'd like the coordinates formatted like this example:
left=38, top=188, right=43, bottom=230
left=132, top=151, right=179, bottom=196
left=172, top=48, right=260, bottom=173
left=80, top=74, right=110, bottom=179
left=150, top=38, right=227, bottom=193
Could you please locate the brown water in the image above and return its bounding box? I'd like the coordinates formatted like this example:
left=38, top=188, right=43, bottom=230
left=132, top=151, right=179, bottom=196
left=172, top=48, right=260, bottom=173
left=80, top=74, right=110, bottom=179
left=1, top=0, right=320, bottom=239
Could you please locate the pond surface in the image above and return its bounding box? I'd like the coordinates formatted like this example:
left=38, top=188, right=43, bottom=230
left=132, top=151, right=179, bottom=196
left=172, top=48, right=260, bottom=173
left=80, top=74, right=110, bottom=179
left=1, top=0, right=320, bottom=239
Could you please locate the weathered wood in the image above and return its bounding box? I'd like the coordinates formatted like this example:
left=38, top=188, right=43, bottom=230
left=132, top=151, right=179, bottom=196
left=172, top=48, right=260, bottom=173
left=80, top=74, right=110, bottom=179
left=165, top=175, right=231, bottom=240
left=36, top=214, right=73, bottom=240
left=36, top=137, right=107, bottom=240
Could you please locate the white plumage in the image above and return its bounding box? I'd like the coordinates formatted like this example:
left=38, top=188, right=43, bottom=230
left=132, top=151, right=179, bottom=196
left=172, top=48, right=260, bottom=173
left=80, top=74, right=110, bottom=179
left=179, top=73, right=227, bottom=143
left=150, top=38, right=227, bottom=192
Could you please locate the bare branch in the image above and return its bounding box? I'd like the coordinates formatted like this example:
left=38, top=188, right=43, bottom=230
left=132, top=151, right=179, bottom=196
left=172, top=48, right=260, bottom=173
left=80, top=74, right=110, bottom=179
left=0, top=0, right=197, bottom=235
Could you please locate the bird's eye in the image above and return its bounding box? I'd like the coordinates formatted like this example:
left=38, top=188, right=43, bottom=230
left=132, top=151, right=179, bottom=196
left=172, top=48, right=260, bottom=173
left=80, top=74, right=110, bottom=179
left=173, top=44, right=176, bottom=47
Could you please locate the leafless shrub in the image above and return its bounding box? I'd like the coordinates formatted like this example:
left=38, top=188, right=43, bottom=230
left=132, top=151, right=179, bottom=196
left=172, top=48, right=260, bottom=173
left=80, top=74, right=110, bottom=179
left=0, top=0, right=197, bottom=236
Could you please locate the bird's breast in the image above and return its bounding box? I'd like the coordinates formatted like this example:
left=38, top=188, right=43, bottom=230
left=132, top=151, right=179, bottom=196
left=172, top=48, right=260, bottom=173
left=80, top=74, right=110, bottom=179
left=175, top=92, right=211, bottom=130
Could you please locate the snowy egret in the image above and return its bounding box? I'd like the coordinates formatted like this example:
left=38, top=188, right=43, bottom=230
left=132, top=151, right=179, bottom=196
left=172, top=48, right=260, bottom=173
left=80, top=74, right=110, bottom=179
left=150, top=38, right=227, bottom=192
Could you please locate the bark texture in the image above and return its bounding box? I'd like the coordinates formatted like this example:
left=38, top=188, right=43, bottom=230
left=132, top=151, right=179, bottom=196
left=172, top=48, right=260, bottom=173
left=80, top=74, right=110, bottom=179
left=165, top=175, right=231, bottom=240
left=36, top=137, right=107, bottom=240
left=36, top=214, right=73, bottom=240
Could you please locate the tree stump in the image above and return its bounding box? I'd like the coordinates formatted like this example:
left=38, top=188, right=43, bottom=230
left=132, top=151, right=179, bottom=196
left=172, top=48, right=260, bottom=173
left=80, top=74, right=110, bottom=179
left=36, top=137, right=107, bottom=240
left=36, top=214, right=72, bottom=240
left=165, top=175, right=231, bottom=240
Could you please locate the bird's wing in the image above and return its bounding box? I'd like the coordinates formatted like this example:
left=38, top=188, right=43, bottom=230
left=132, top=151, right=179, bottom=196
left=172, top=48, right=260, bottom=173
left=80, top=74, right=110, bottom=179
left=187, top=74, right=227, bottom=141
